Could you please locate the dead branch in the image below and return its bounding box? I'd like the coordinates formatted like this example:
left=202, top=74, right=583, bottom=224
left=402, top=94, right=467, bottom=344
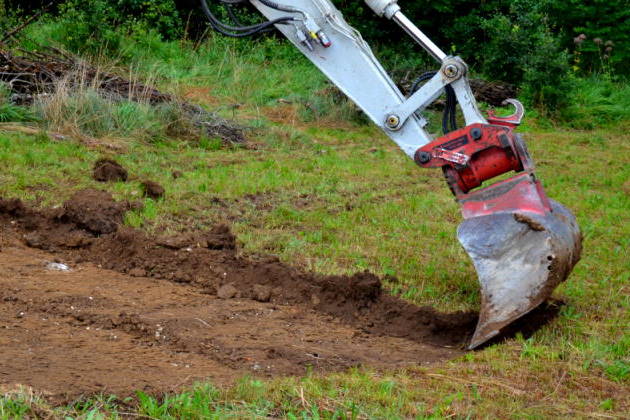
left=0, top=2, right=54, bottom=45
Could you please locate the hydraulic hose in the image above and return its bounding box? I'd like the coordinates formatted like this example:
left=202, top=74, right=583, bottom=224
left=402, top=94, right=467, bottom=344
left=410, top=71, right=457, bottom=134
left=256, top=0, right=306, bottom=18
left=200, top=0, right=295, bottom=37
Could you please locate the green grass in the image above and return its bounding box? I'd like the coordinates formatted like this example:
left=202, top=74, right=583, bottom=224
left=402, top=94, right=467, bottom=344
left=0, top=26, right=629, bottom=419
left=0, top=86, right=39, bottom=123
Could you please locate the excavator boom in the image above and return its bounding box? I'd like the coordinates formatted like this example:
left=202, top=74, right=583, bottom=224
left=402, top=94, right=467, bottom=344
left=201, top=0, right=582, bottom=348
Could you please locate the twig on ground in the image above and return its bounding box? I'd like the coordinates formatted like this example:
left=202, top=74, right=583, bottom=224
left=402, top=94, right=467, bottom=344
left=426, top=373, right=526, bottom=396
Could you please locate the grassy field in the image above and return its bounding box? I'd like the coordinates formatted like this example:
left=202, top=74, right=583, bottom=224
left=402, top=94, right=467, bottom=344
left=0, top=32, right=629, bottom=418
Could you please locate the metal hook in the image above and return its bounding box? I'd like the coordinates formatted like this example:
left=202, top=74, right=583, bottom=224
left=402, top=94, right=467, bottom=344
left=487, top=99, right=525, bottom=127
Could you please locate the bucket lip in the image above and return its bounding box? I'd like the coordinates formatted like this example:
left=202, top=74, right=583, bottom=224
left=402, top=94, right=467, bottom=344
left=468, top=296, right=547, bottom=350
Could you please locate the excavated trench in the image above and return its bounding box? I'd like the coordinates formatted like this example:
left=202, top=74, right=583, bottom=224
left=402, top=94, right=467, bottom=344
left=0, top=190, right=560, bottom=402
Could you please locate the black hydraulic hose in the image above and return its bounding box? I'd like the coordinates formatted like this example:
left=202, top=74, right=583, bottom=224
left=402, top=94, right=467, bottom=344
left=410, top=71, right=458, bottom=135
left=409, top=71, right=436, bottom=94
left=443, top=85, right=457, bottom=134
left=200, top=0, right=294, bottom=37
left=225, top=4, right=244, bottom=26
left=256, top=0, right=306, bottom=17
left=223, top=2, right=274, bottom=33
left=201, top=0, right=291, bottom=31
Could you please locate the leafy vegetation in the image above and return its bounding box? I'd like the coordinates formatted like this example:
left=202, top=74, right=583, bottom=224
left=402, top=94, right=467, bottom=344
left=3, top=0, right=628, bottom=114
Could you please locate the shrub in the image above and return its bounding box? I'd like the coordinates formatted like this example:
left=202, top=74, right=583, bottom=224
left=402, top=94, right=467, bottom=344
left=546, top=0, right=629, bottom=75
left=44, top=0, right=181, bottom=54
left=477, top=0, right=572, bottom=112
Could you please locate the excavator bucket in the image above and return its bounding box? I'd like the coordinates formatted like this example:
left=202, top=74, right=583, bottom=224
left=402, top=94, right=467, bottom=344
left=458, top=192, right=582, bottom=349
left=415, top=120, right=583, bottom=349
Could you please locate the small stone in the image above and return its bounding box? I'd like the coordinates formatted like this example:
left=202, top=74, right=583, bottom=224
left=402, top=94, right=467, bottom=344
left=217, top=284, right=238, bottom=299
left=46, top=262, right=71, bottom=272
left=128, top=268, right=147, bottom=277
left=311, top=294, right=321, bottom=306
left=252, top=284, right=272, bottom=302
left=24, top=233, right=43, bottom=248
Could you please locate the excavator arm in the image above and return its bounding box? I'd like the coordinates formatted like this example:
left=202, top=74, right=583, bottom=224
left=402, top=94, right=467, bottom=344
left=201, top=0, right=582, bottom=349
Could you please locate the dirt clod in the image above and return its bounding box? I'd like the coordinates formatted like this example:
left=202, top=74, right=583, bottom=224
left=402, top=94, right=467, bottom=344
left=253, top=284, right=272, bottom=302
left=514, top=213, right=546, bottom=232
left=0, top=198, right=26, bottom=216
left=128, top=268, right=147, bottom=277
left=93, top=159, right=128, bottom=183
left=61, top=189, right=129, bottom=235
left=141, top=181, right=165, bottom=199
left=217, top=284, right=239, bottom=299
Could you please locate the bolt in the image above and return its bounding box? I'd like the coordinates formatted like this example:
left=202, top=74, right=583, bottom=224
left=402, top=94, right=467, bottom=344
left=416, top=151, right=432, bottom=164
left=386, top=114, right=400, bottom=129
left=443, top=64, right=459, bottom=79
left=471, top=127, right=483, bottom=141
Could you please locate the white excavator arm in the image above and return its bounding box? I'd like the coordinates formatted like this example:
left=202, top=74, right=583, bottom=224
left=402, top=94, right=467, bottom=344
left=250, top=0, right=486, bottom=158
left=201, top=0, right=582, bottom=349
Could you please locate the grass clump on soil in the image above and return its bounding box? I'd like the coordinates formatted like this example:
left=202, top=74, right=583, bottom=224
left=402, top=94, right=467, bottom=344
left=0, top=84, right=38, bottom=123
left=0, top=23, right=628, bottom=420
left=34, top=84, right=197, bottom=143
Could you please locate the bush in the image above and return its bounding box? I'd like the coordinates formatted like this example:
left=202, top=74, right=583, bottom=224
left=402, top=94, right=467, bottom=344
left=44, top=0, right=181, bottom=54
left=478, top=0, right=572, bottom=112
left=546, top=0, right=629, bottom=75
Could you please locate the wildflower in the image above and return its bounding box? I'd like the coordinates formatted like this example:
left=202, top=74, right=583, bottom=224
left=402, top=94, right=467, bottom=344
left=594, top=37, right=603, bottom=45
left=605, top=40, right=614, bottom=47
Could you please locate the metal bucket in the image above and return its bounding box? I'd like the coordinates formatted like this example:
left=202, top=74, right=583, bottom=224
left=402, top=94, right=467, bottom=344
left=458, top=200, right=582, bottom=349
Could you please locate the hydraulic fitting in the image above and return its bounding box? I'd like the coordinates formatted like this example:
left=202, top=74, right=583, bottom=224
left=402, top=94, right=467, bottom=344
left=316, top=31, right=332, bottom=48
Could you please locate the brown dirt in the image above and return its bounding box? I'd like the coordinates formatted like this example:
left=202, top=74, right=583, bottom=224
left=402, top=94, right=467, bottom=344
left=0, top=190, right=559, bottom=402
left=93, top=159, right=128, bottom=183
left=141, top=181, right=165, bottom=199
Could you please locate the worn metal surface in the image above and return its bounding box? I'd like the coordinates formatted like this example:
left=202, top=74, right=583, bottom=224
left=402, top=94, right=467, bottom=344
left=458, top=200, right=582, bottom=349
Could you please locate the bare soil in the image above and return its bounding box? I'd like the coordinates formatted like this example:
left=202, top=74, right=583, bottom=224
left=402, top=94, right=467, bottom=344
left=0, top=190, right=558, bottom=402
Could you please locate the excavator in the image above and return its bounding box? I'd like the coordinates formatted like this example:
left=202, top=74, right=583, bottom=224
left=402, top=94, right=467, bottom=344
left=200, top=0, right=582, bottom=349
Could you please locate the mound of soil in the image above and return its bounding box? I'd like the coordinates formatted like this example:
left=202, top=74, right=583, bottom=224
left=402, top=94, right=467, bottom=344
left=0, top=192, right=559, bottom=401
left=141, top=181, right=165, bottom=199
left=17, top=189, right=137, bottom=251
left=93, top=159, right=128, bottom=183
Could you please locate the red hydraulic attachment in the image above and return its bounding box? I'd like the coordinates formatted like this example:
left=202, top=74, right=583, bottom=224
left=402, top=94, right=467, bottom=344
left=414, top=123, right=552, bottom=219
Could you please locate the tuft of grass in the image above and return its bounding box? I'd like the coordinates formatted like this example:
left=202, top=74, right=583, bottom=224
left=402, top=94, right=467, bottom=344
left=32, top=68, right=199, bottom=143
left=0, top=84, right=38, bottom=123
left=561, top=76, right=630, bottom=129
